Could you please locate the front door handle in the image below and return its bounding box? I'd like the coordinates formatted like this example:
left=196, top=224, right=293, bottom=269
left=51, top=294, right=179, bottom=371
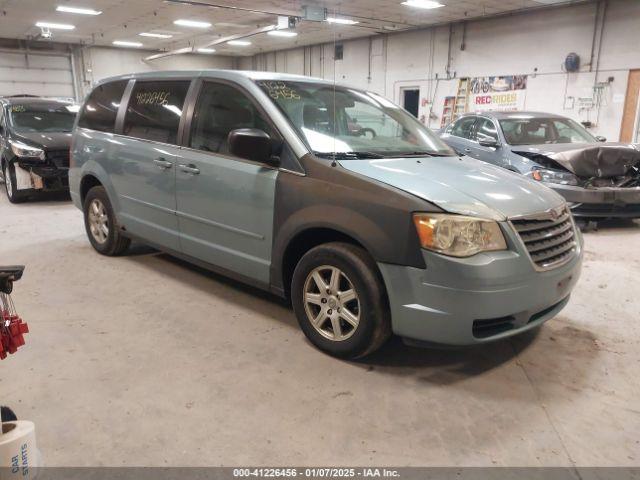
left=154, top=158, right=173, bottom=170
left=179, top=164, right=200, bottom=175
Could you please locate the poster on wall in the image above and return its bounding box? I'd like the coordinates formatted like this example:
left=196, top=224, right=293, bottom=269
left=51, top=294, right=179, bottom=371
left=469, top=75, right=527, bottom=112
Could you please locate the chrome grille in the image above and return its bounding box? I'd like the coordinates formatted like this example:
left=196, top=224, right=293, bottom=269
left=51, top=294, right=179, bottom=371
left=511, top=206, right=577, bottom=271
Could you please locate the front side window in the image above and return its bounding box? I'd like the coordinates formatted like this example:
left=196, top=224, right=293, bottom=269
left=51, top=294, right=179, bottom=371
left=190, top=82, right=275, bottom=155
left=474, top=118, right=499, bottom=143
left=78, top=81, right=128, bottom=133
left=9, top=102, right=77, bottom=133
left=500, top=117, right=596, bottom=146
left=124, top=80, right=191, bottom=145
left=450, top=117, right=477, bottom=140
left=256, top=80, right=452, bottom=157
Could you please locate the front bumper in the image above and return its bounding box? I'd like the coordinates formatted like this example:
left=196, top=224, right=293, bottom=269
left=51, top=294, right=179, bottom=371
left=378, top=223, right=583, bottom=345
left=15, top=161, right=69, bottom=192
left=549, top=183, right=640, bottom=218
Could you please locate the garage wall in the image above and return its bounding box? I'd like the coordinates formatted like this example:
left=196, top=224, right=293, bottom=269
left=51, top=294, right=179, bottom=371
left=239, top=0, right=640, bottom=142
left=0, top=49, right=75, bottom=99
left=75, top=46, right=235, bottom=99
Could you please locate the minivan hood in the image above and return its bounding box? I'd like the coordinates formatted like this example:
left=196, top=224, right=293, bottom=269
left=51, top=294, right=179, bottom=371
left=12, top=131, right=72, bottom=150
left=339, top=156, right=565, bottom=221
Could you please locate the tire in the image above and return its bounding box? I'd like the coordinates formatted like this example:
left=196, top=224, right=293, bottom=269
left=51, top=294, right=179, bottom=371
left=291, top=242, right=392, bottom=359
left=83, top=186, right=131, bottom=256
left=2, top=162, right=27, bottom=204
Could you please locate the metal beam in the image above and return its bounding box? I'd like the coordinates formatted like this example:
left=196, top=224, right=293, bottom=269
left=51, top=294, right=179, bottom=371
left=144, top=24, right=277, bottom=62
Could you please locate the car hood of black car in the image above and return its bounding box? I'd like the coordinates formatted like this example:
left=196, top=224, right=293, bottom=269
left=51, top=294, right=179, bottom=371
left=11, top=131, right=73, bottom=150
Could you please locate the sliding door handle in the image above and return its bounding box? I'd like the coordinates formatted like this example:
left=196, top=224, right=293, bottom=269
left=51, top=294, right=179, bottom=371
left=154, top=158, right=173, bottom=170
left=179, top=164, right=200, bottom=175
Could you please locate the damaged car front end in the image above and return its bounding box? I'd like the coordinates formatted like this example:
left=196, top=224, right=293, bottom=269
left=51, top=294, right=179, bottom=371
left=0, top=97, right=77, bottom=203
left=516, top=143, right=640, bottom=218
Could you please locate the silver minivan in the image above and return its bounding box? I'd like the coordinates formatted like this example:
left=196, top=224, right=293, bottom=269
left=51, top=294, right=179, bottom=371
left=70, top=70, right=583, bottom=358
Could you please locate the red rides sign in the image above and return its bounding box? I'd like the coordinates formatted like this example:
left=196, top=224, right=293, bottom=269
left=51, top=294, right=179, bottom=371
left=469, top=75, right=527, bottom=112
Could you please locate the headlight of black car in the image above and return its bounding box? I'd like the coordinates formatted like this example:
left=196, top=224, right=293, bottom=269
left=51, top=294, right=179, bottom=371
left=527, top=167, right=579, bottom=186
left=9, top=140, right=45, bottom=161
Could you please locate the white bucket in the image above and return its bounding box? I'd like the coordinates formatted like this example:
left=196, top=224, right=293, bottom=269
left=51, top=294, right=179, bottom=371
left=0, top=421, right=38, bottom=480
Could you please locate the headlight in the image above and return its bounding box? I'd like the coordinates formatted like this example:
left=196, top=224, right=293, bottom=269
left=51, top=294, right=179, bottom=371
left=413, top=213, right=507, bottom=257
left=528, top=168, right=578, bottom=186
left=10, top=140, right=45, bottom=160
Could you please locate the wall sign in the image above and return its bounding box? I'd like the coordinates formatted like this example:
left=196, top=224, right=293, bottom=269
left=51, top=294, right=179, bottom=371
left=469, top=75, right=527, bottom=112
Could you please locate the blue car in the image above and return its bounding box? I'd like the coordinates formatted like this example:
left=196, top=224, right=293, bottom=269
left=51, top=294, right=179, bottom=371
left=440, top=112, right=640, bottom=219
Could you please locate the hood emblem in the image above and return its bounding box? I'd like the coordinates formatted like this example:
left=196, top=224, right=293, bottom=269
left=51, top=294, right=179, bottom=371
left=550, top=207, right=563, bottom=220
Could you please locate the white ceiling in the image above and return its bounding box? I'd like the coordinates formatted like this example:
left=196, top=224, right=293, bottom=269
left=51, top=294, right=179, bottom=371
left=0, top=0, right=588, bottom=57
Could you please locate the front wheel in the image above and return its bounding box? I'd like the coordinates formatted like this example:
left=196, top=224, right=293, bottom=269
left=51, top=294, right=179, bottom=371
left=291, top=242, right=391, bottom=359
left=83, top=186, right=131, bottom=256
left=2, top=162, right=27, bottom=204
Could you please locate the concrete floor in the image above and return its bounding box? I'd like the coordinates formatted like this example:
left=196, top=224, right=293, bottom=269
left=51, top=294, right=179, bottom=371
left=1, top=191, right=639, bottom=467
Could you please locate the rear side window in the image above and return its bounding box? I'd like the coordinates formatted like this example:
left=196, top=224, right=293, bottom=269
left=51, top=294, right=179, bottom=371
left=451, top=117, right=476, bottom=139
left=124, top=80, right=191, bottom=145
left=78, top=81, right=128, bottom=133
left=189, top=82, right=275, bottom=155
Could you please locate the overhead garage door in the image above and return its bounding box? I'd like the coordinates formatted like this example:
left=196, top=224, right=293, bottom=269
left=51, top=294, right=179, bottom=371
left=0, top=50, right=75, bottom=99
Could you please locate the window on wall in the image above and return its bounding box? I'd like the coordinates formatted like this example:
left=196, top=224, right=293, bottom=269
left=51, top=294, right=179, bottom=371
left=78, top=80, right=128, bottom=133
left=190, top=82, right=275, bottom=155
left=123, top=80, right=191, bottom=145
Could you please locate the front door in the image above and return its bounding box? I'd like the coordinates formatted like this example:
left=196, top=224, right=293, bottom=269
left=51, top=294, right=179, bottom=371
left=176, top=81, right=279, bottom=284
left=113, top=79, right=191, bottom=251
left=468, top=117, right=504, bottom=167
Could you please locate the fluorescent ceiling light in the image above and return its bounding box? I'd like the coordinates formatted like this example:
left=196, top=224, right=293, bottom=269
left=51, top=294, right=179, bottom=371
left=139, top=32, right=173, bottom=39
left=401, top=0, right=445, bottom=9
left=113, top=40, right=143, bottom=47
left=174, top=19, right=212, bottom=28
left=227, top=40, right=251, bottom=46
left=198, top=48, right=216, bottom=53
left=326, top=17, right=359, bottom=25
left=56, top=5, right=102, bottom=15
left=267, top=30, right=298, bottom=37
left=35, top=21, right=75, bottom=30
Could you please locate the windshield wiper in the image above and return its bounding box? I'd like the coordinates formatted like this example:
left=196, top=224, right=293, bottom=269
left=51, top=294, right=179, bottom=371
left=388, top=151, right=452, bottom=158
left=314, top=151, right=386, bottom=159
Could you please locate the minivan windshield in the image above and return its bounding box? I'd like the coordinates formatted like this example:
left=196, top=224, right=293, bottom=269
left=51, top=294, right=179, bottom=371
left=256, top=80, right=454, bottom=158
left=9, top=103, right=77, bottom=133
left=499, top=116, right=597, bottom=146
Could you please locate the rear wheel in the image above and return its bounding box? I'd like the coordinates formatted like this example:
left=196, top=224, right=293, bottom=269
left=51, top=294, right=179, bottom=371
left=291, top=242, right=391, bottom=359
left=83, top=186, right=130, bottom=256
left=2, top=162, right=27, bottom=204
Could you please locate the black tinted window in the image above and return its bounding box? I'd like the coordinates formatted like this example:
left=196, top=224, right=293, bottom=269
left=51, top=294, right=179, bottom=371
left=451, top=117, right=476, bottom=139
left=190, top=82, right=274, bottom=155
left=124, top=81, right=190, bottom=145
left=474, top=118, right=498, bottom=142
left=78, top=81, right=128, bottom=133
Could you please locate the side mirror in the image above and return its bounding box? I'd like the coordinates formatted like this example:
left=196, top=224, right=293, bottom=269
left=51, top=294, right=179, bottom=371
left=478, top=137, right=500, bottom=148
left=596, top=136, right=607, bottom=142
left=228, top=128, right=279, bottom=166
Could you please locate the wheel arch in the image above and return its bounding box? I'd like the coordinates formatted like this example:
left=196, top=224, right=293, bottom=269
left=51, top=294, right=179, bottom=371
left=79, top=174, right=104, bottom=205
left=277, top=225, right=381, bottom=300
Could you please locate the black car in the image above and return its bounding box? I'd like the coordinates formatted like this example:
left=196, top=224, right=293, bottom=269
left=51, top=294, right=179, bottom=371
left=0, top=96, right=77, bottom=203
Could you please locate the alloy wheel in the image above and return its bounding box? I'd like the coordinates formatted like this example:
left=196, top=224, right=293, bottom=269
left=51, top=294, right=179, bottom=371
left=303, top=265, right=360, bottom=342
left=88, top=199, right=109, bottom=244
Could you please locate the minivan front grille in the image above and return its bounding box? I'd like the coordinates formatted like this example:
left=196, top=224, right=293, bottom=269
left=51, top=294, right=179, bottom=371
left=511, top=206, right=577, bottom=271
left=46, top=149, right=70, bottom=169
